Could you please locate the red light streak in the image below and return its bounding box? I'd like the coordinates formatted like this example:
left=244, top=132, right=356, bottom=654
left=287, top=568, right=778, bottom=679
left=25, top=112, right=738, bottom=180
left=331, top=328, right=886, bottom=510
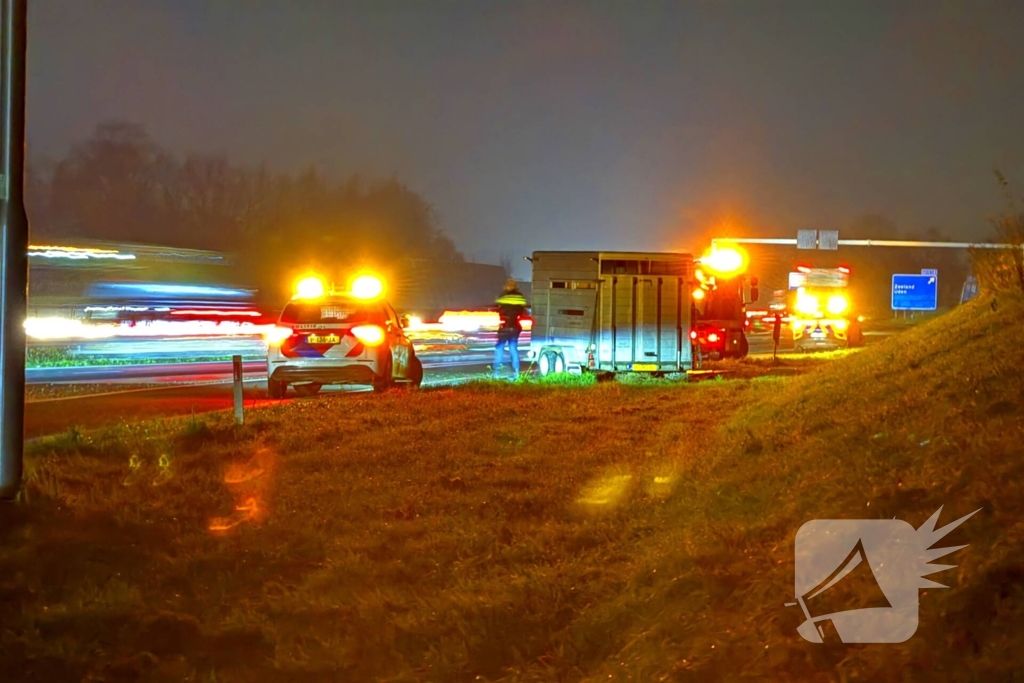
left=171, top=309, right=262, bottom=317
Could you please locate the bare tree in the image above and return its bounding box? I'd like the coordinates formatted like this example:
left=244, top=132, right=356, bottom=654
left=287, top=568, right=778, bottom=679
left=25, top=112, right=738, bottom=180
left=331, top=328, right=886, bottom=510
left=497, top=251, right=516, bottom=280
left=986, top=170, right=1024, bottom=295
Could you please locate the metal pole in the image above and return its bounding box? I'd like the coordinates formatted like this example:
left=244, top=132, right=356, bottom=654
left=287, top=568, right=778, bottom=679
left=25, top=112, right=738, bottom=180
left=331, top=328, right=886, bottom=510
left=232, top=355, right=244, bottom=425
left=711, top=237, right=801, bottom=247
left=0, top=0, right=28, bottom=502
left=714, top=236, right=1023, bottom=250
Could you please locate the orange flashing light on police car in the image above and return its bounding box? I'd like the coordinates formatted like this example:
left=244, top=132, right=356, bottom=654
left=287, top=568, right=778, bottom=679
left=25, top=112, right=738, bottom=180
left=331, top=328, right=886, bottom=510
left=349, top=274, right=385, bottom=300
left=294, top=275, right=326, bottom=300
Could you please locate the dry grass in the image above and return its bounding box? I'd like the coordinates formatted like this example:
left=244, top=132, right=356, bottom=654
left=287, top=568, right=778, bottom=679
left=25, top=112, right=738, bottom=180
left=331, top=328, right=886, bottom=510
left=2, top=295, right=1022, bottom=681
left=26, top=383, right=170, bottom=402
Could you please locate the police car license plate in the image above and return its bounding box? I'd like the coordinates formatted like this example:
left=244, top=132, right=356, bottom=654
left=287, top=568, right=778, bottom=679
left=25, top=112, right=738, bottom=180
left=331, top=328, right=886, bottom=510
left=308, top=334, right=340, bottom=344
left=631, top=363, right=658, bottom=371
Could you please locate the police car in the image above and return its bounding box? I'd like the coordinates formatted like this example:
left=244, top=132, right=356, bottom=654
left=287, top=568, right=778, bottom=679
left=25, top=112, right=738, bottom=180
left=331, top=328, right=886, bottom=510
left=264, top=274, right=423, bottom=398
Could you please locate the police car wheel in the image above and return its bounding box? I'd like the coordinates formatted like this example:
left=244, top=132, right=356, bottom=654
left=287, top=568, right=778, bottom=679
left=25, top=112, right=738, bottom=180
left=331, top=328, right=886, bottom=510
left=267, top=378, right=286, bottom=399
left=373, top=355, right=394, bottom=392
left=406, top=354, right=424, bottom=388
left=294, top=382, right=321, bottom=397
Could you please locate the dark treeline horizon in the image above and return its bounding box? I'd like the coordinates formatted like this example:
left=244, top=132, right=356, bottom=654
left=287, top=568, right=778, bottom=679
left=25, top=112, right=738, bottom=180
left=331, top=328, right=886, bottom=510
left=26, top=120, right=1009, bottom=310
left=26, top=121, right=465, bottom=302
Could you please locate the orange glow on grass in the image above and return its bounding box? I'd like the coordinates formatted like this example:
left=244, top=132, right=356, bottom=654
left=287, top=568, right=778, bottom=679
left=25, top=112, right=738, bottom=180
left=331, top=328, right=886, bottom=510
left=209, top=447, right=276, bottom=534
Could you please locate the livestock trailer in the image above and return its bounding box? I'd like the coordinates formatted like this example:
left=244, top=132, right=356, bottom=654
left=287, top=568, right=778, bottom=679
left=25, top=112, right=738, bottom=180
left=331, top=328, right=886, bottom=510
left=527, top=251, right=695, bottom=375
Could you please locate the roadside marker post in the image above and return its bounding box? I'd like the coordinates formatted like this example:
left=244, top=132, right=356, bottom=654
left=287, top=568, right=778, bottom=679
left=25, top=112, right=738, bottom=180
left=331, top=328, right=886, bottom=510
left=0, top=0, right=28, bottom=502
left=232, top=355, right=244, bottom=425
left=772, top=314, right=782, bottom=363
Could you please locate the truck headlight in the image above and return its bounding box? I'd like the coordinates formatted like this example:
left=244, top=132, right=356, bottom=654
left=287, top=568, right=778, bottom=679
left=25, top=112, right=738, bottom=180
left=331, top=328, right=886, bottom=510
left=826, top=294, right=849, bottom=315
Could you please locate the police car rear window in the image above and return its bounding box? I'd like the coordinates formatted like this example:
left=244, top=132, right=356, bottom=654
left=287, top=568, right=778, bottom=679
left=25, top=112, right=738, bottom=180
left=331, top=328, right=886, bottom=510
left=279, top=301, right=383, bottom=325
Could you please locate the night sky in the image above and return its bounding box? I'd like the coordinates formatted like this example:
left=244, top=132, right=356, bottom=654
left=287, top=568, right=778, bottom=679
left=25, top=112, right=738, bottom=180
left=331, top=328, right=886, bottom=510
left=29, top=0, right=1024, bottom=277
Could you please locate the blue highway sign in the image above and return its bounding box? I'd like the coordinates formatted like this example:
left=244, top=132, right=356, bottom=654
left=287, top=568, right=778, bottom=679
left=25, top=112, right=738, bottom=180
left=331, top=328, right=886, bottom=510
left=892, top=273, right=938, bottom=311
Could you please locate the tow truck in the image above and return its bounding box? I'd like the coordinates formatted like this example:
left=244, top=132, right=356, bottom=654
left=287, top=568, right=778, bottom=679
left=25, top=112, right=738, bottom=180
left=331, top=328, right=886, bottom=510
left=690, top=244, right=759, bottom=360
left=788, top=265, right=864, bottom=352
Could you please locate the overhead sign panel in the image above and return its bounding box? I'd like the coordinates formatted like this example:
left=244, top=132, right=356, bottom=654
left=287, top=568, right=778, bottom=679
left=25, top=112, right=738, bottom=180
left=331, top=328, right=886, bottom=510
left=892, top=274, right=938, bottom=311
left=819, top=230, right=839, bottom=250
left=797, top=230, right=817, bottom=250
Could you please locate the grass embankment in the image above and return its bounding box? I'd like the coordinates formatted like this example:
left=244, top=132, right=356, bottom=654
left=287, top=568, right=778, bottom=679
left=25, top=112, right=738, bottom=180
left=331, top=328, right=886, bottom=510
left=26, top=346, right=262, bottom=368
left=2, top=295, right=1022, bottom=681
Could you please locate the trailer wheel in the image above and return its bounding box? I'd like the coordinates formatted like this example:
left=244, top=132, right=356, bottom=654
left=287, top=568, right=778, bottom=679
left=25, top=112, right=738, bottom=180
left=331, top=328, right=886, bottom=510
left=267, top=378, right=286, bottom=399
left=538, top=350, right=565, bottom=377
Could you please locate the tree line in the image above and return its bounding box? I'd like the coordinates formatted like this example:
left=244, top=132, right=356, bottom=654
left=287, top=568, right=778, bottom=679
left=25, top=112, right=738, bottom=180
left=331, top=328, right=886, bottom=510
left=30, top=121, right=1008, bottom=311
left=27, top=122, right=464, bottom=302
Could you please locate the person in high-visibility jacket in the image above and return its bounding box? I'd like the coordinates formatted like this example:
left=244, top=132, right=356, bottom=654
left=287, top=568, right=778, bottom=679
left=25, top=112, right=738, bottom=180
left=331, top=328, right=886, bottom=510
left=494, top=279, right=528, bottom=380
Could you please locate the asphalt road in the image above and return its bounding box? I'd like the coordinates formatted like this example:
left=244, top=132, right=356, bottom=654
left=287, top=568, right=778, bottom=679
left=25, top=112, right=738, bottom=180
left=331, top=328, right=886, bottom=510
left=25, top=353, right=498, bottom=385
left=25, top=329, right=896, bottom=439
left=746, top=327, right=893, bottom=355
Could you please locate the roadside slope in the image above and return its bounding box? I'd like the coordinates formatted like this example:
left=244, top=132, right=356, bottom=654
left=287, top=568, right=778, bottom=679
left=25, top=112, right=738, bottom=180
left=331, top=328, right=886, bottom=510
left=582, top=293, right=1024, bottom=681
left=4, top=296, right=1022, bottom=682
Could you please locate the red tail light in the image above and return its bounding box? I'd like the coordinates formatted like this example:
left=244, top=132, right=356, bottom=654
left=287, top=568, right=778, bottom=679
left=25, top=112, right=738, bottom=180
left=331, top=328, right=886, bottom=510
left=838, top=265, right=851, bottom=274
left=690, top=330, right=698, bottom=340
left=352, top=324, right=385, bottom=346
left=588, top=352, right=595, bottom=368
left=265, top=326, right=293, bottom=345
left=707, top=332, right=720, bottom=343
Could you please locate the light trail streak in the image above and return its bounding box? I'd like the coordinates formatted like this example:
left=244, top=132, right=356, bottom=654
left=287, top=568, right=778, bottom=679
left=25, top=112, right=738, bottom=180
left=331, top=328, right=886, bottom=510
left=24, top=317, right=277, bottom=341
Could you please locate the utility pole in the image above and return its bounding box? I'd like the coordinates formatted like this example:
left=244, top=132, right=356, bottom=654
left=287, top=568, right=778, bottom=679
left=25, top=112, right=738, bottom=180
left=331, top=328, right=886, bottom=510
left=712, top=237, right=1024, bottom=251
left=0, top=0, right=28, bottom=502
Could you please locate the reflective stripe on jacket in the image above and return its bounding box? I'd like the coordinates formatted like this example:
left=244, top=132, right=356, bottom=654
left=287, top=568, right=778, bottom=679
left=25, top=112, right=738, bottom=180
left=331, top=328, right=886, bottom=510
left=496, top=290, right=528, bottom=339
